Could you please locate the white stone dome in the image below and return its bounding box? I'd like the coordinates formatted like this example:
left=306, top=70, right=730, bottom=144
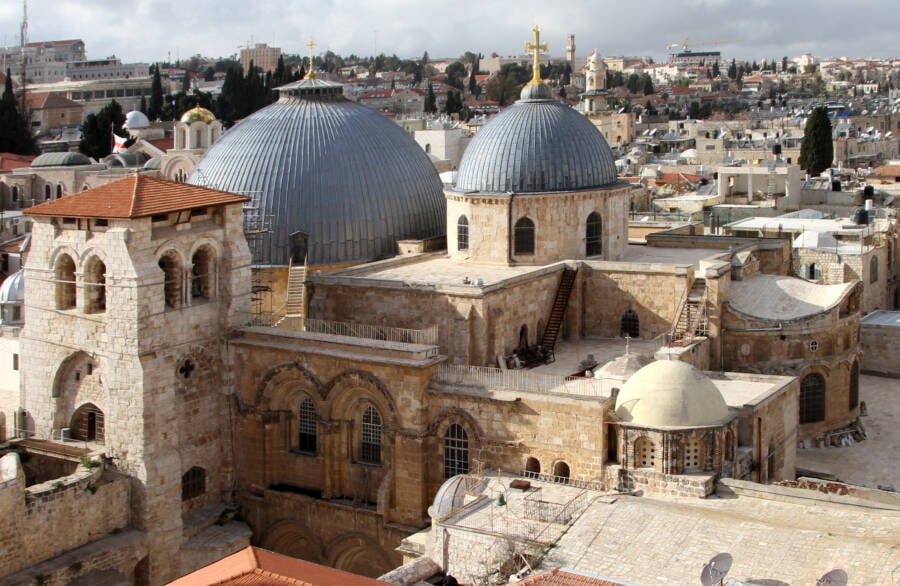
left=0, top=269, right=25, bottom=304
left=614, top=360, right=730, bottom=428
left=123, top=110, right=150, bottom=129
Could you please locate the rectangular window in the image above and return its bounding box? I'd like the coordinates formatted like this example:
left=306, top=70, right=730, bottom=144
left=12, top=354, right=19, bottom=371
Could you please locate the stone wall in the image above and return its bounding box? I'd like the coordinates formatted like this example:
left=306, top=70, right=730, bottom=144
left=0, top=454, right=131, bottom=577
left=604, top=464, right=716, bottom=497
left=860, top=321, right=900, bottom=377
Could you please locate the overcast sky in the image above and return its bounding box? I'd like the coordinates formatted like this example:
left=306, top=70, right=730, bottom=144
left=0, top=0, right=897, bottom=66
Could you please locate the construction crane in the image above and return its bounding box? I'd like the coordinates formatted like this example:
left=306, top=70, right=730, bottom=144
left=666, top=37, right=738, bottom=52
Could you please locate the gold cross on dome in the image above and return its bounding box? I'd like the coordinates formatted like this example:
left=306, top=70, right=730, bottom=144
left=525, top=25, right=549, bottom=86
left=305, top=39, right=318, bottom=79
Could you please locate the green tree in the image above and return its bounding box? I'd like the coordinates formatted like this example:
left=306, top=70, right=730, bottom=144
left=799, top=106, right=833, bottom=176
left=148, top=65, right=164, bottom=120
left=139, top=95, right=147, bottom=115
left=468, top=65, right=479, bottom=96
left=0, top=69, right=37, bottom=155
left=641, top=73, right=654, bottom=95
left=446, top=61, right=467, bottom=90
left=79, top=100, right=127, bottom=159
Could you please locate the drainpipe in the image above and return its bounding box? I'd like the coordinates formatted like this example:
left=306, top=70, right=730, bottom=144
left=507, top=191, right=516, bottom=265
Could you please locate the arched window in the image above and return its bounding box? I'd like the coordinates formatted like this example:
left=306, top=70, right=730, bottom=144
left=11, top=186, right=18, bottom=202
left=869, top=256, right=878, bottom=283
left=635, top=436, right=656, bottom=469
left=44, top=184, right=52, bottom=200
left=360, top=405, right=382, bottom=464
left=70, top=403, right=104, bottom=442
left=55, top=254, right=77, bottom=310
left=683, top=437, right=701, bottom=471
left=158, top=252, right=182, bottom=309
left=298, top=397, right=317, bottom=453
left=525, top=457, right=540, bottom=476
left=181, top=467, right=206, bottom=501
left=849, top=361, right=859, bottom=411
left=191, top=246, right=215, bottom=301
left=585, top=212, right=602, bottom=256
left=83, top=257, right=106, bottom=313
left=799, top=373, right=826, bottom=423
left=514, top=217, right=535, bottom=255
left=808, top=262, right=821, bottom=281
left=443, top=423, right=469, bottom=478
left=56, top=184, right=64, bottom=199
left=552, top=461, right=570, bottom=483
left=174, top=168, right=186, bottom=183
left=457, top=215, right=469, bottom=251
left=620, top=310, right=639, bottom=338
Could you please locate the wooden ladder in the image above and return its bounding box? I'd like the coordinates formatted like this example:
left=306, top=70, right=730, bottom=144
left=539, top=268, right=578, bottom=356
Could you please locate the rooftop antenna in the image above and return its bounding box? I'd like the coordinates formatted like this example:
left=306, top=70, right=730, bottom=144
left=18, top=0, right=27, bottom=112
left=700, top=552, right=733, bottom=586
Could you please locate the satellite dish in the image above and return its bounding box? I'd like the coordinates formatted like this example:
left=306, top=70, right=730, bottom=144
left=816, top=569, right=848, bottom=586
left=700, top=553, right=733, bottom=586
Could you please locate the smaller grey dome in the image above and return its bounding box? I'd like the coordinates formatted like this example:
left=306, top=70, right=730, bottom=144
left=124, top=110, right=150, bottom=129
left=520, top=83, right=553, bottom=100
left=31, top=152, right=92, bottom=167
left=0, top=269, right=24, bottom=304
left=429, top=474, right=487, bottom=519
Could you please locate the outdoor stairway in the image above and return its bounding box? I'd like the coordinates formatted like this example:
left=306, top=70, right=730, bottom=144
left=669, top=278, right=708, bottom=346
left=274, top=262, right=307, bottom=328
left=539, top=268, right=578, bottom=360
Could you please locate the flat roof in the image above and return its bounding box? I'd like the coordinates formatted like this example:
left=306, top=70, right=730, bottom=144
left=861, top=310, right=900, bottom=327
left=725, top=216, right=861, bottom=233
left=622, top=245, right=726, bottom=268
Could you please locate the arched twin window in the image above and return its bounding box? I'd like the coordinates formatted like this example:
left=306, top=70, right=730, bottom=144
left=83, top=257, right=107, bottom=313
left=56, top=184, right=64, bottom=199
left=55, top=254, right=77, bottom=310
left=360, top=405, right=382, bottom=464
left=159, top=252, right=182, bottom=309
left=443, top=423, right=469, bottom=478
left=799, top=373, right=826, bottom=423
left=457, top=215, right=469, bottom=251
left=514, top=217, right=535, bottom=255
left=298, top=397, right=317, bottom=453
left=191, top=246, right=215, bottom=301
left=44, top=184, right=52, bottom=200
left=585, top=212, right=602, bottom=256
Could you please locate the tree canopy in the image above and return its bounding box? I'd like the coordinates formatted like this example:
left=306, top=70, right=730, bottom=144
left=79, top=99, right=129, bottom=159
left=0, top=69, right=37, bottom=155
left=799, top=106, right=833, bottom=176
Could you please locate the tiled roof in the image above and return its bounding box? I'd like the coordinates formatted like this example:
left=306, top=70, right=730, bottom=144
left=0, top=152, right=35, bottom=171
left=872, top=164, right=900, bottom=177
left=519, top=568, right=627, bottom=585
left=147, top=137, right=174, bottom=152
left=25, top=92, right=82, bottom=110
left=25, top=175, right=250, bottom=219
left=0, top=235, right=28, bottom=254
left=169, top=546, right=391, bottom=586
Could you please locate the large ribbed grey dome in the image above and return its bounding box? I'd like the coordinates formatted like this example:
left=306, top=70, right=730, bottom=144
left=189, top=78, right=445, bottom=266
left=454, top=96, right=618, bottom=193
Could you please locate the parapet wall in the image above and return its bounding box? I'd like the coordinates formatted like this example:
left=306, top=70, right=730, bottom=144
left=0, top=453, right=132, bottom=576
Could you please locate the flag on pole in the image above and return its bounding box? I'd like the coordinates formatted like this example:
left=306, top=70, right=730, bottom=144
left=113, top=133, right=128, bottom=153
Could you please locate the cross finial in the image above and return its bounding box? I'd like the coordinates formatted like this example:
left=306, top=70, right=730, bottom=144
left=305, top=39, right=318, bottom=79
left=524, top=25, right=549, bottom=86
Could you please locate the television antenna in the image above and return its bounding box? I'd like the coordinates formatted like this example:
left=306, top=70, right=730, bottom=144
left=700, top=552, right=733, bottom=586
left=815, top=569, right=848, bottom=586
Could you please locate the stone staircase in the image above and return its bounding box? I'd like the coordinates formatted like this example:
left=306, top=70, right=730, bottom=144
left=669, top=278, right=708, bottom=346
left=274, top=262, right=307, bottom=328
left=539, top=268, right=578, bottom=360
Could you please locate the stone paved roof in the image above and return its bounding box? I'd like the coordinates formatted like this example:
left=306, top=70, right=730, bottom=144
left=25, top=175, right=250, bottom=219
left=727, top=274, right=855, bottom=321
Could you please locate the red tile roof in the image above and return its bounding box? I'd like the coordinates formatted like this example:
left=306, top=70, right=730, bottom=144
left=0, top=235, right=28, bottom=254
left=25, top=175, right=250, bottom=219
left=0, top=152, right=35, bottom=172
left=168, top=546, right=391, bottom=586
left=518, top=568, right=627, bottom=585
left=147, top=137, right=175, bottom=152
left=25, top=91, right=82, bottom=110
left=25, top=39, right=82, bottom=48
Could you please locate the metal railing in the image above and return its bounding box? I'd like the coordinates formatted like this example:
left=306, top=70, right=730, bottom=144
left=435, top=365, right=607, bottom=397
left=274, top=317, right=438, bottom=346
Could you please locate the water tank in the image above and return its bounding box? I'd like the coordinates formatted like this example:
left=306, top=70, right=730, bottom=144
left=863, top=185, right=874, bottom=197
left=853, top=209, right=869, bottom=225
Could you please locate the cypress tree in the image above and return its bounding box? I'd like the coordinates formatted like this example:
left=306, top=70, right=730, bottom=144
left=0, top=69, right=37, bottom=155
left=149, top=65, right=164, bottom=120
left=799, top=106, right=834, bottom=176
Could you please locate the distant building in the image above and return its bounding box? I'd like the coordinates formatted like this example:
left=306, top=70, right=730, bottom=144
left=239, top=43, right=281, bottom=73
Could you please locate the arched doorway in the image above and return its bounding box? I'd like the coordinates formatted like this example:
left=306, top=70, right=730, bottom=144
left=553, top=461, right=570, bottom=483
left=70, top=403, right=104, bottom=442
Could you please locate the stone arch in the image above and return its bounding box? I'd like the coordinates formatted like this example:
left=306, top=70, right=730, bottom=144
left=457, top=214, right=469, bottom=251
left=427, top=407, right=484, bottom=444
left=257, top=362, right=325, bottom=408
left=262, top=520, right=325, bottom=565
left=52, top=351, right=106, bottom=433
left=799, top=372, right=827, bottom=424
left=190, top=243, right=217, bottom=301
left=157, top=248, right=185, bottom=309
left=54, top=252, right=77, bottom=310
left=325, top=532, right=394, bottom=578
left=513, top=216, right=535, bottom=255
left=56, top=183, right=64, bottom=199
left=70, top=402, right=105, bottom=442
left=325, top=370, right=396, bottom=421
left=82, top=255, right=107, bottom=314
left=525, top=456, right=541, bottom=475
left=44, top=184, right=52, bottom=200
left=585, top=211, right=602, bottom=256
left=552, top=460, right=571, bottom=483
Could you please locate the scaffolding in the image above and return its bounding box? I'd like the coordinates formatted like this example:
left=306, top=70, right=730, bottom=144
left=243, top=206, right=275, bottom=325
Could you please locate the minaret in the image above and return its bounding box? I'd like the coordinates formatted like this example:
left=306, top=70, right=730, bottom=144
left=566, top=34, right=576, bottom=73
